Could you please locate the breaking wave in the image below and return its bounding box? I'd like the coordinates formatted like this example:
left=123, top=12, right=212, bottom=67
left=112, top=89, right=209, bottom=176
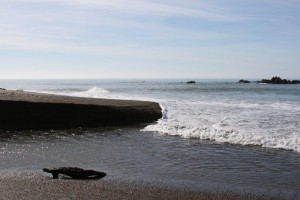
left=71, top=87, right=109, bottom=98
left=30, top=87, right=110, bottom=98
left=28, top=82, right=300, bottom=153
left=143, top=100, right=300, bottom=153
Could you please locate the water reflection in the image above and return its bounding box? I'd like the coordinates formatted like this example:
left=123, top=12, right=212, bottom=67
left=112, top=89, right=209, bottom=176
left=1, top=127, right=300, bottom=195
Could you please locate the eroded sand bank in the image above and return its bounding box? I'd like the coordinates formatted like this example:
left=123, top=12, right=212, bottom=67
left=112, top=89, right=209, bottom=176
left=0, top=90, right=162, bottom=131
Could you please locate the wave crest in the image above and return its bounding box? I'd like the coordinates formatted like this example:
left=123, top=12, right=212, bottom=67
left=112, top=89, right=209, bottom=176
left=72, top=87, right=109, bottom=98
left=29, top=87, right=110, bottom=98
left=143, top=100, right=300, bottom=153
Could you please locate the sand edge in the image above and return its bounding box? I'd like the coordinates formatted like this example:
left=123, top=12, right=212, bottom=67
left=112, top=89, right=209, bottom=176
left=0, top=173, right=288, bottom=200
left=0, top=90, right=162, bottom=131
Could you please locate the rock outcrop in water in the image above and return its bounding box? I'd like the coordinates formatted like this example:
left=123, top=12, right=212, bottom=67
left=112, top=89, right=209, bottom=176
left=237, top=77, right=300, bottom=84
left=186, top=81, right=196, bottom=84
left=238, top=79, right=251, bottom=83
left=43, top=167, right=107, bottom=179
left=260, top=76, right=300, bottom=84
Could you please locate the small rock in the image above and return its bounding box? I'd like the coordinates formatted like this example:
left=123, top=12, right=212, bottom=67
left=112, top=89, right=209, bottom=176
left=186, top=81, right=196, bottom=84
left=238, top=79, right=251, bottom=83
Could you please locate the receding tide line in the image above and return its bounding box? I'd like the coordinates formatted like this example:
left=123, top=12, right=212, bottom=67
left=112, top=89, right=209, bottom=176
left=0, top=90, right=162, bottom=131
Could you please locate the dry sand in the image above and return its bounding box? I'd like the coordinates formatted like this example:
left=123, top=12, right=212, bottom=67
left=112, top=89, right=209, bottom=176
left=0, top=173, right=286, bottom=200
left=0, top=90, right=156, bottom=107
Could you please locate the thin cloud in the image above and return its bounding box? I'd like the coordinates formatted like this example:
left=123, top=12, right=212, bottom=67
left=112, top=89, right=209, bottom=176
left=1, top=0, right=299, bottom=78
left=9, top=0, right=235, bottom=20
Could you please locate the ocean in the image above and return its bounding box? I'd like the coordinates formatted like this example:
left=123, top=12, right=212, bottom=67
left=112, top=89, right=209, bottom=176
left=0, top=79, right=300, bottom=196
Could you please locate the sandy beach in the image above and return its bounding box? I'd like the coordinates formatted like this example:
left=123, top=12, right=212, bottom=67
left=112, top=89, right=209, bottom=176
left=0, top=90, right=162, bottom=131
left=1, top=0, right=300, bottom=198
left=1, top=81, right=299, bottom=200
left=0, top=172, right=285, bottom=200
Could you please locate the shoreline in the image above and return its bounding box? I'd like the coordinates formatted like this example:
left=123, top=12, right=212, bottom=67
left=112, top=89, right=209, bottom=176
left=0, top=172, right=292, bottom=200
left=0, top=90, right=162, bottom=131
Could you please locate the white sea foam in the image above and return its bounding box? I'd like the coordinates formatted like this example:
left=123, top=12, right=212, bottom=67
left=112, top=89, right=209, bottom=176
left=71, top=87, right=109, bottom=98
left=33, top=84, right=300, bottom=153
left=29, top=87, right=109, bottom=98
left=143, top=99, right=300, bottom=153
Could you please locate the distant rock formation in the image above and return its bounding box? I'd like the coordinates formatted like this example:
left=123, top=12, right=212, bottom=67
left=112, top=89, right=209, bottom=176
left=260, top=76, right=300, bottom=84
left=237, top=77, right=300, bottom=84
left=186, top=81, right=196, bottom=84
left=43, top=167, right=107, bottom=179
left=238, top=79, right=251, bottom=83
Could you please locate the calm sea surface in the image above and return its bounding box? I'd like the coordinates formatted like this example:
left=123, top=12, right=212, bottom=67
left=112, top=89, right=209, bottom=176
left=0, top=79, right=300, bottom=196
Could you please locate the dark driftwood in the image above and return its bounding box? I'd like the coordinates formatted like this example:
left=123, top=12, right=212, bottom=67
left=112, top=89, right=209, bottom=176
left=43, top=167, right=107, bottom=179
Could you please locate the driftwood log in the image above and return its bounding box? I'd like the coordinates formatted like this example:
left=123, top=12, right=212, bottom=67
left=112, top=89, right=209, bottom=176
left=43, top=167, right=107, bottom=179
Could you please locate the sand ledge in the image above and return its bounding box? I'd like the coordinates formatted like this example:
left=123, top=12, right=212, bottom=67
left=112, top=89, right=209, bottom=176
left=0, top=90, right=162, bottom=131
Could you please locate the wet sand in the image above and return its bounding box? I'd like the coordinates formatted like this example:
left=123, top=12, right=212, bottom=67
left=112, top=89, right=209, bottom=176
left=0, top=173, right=283, bottom=200
left=0, top=90, right=162, bottom=131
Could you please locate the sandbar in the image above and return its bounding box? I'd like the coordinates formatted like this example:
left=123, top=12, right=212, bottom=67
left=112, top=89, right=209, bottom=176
left=0, top=90, right=162, bottom=131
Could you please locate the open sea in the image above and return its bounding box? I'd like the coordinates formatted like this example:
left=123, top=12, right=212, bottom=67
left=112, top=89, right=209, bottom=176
left=1, top=79, right=300, bottom=197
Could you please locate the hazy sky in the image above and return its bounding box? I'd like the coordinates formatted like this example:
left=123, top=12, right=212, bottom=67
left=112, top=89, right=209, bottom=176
left=1, top=0, right=300, bottom=79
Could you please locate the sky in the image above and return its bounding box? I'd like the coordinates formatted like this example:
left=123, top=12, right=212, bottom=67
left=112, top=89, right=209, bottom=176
left=0, top=0, right=300, bottom=79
